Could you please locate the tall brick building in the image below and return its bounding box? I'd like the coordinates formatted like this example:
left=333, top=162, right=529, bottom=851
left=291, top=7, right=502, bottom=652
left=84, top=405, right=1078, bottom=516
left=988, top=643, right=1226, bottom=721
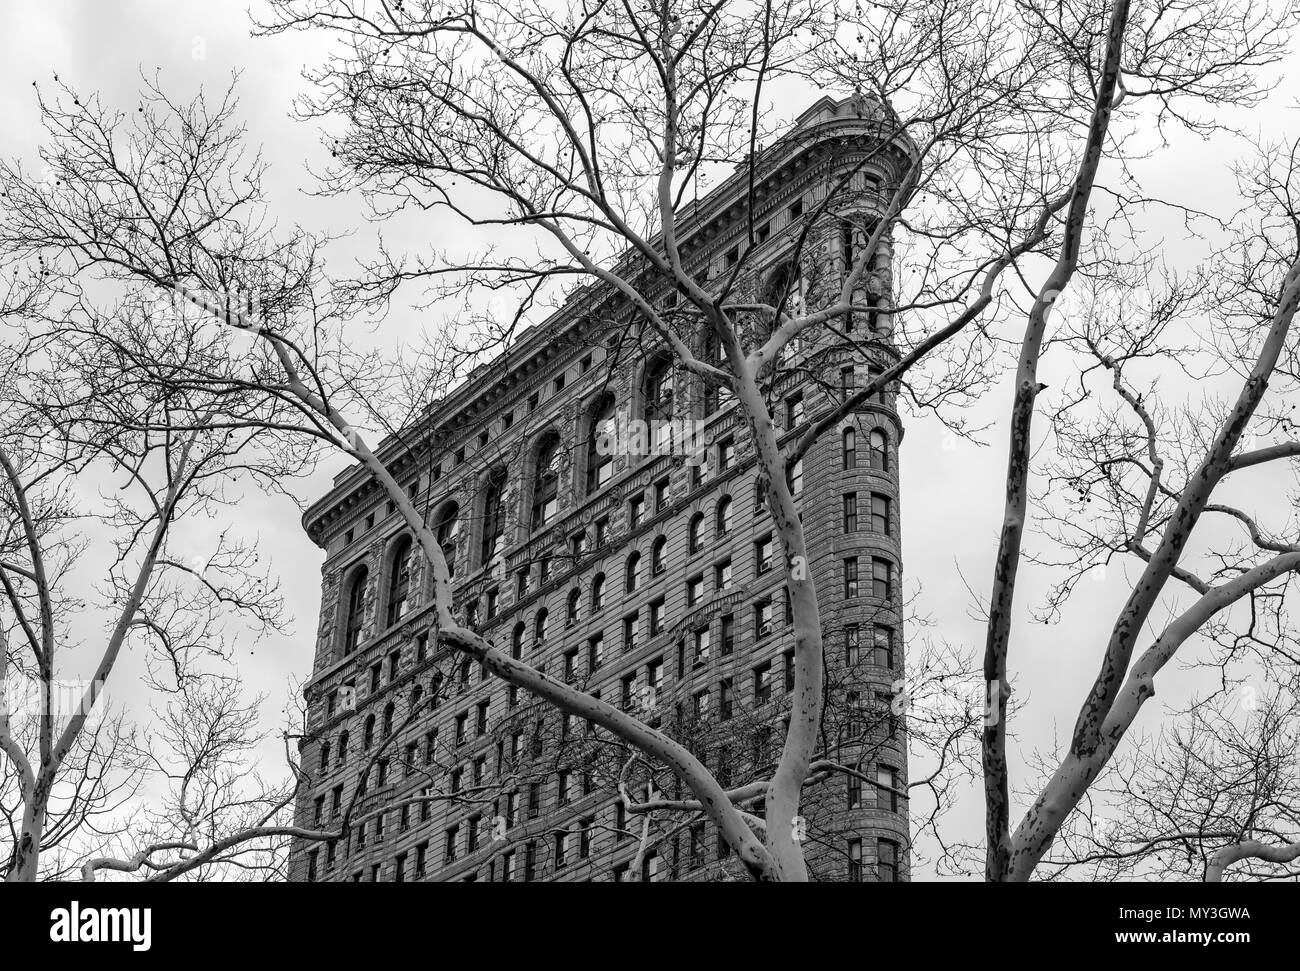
left=289, top=94, right=910, bottom=882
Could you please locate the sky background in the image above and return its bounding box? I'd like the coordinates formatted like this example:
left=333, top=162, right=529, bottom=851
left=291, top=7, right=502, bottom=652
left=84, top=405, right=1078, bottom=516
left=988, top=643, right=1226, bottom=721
left=2, top=0, right=1297, bottom=879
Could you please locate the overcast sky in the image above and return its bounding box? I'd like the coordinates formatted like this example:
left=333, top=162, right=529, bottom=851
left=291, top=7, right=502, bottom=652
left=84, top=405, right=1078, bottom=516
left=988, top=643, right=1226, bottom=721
left=3, top=1, right=1298, bottom=879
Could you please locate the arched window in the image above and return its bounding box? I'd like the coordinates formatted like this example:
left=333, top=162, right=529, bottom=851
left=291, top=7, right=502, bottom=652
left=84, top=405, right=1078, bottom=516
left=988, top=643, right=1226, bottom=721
left=642, top=359, right=675, bottom=453
left=534, top=608, right=549, bottom=649
left=343, top=567, right=368, bottom=655
left=869, top=429, right=888, bottom=472
left=480, top=468, right=508, bottom=566
left=688, top=512, right=705, bottom=554
left=715, top=496, right=733, bottom=537
left=532, top=433, right=562, bottom=528
left=362, top=713, right=376, bottom=750
left=842, top=428, right=857, bottom=471
left=511, top=621, right=526, bottom=659
left=763, top=260, right=807, bottom=315
left=592, top=573, right=606, bottom=611
left=651, top=535, right=668, bottom=575
left=435, top=502, right=460, bottom=579
left=319, top=741, right=331, bottom=775
left=625, top=551, right=641, bottom=593
left=701, top=333, right=732, bottom=414
left=382, top=702, right=395, bottom=738
left=585, top=394, right=617, bottom=495
left=336, top=731, right=349, bottom=766
left=566, top=588, right=582, bottom=625
left=386, top=536, right=412, bottom=627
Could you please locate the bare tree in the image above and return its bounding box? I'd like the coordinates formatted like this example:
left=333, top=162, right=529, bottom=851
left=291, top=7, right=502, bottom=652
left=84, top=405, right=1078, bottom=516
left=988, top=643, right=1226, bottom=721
left=0, top=273, right=329, bottom=879
left=1029, top=677, right=1300, bottom=882
left=974, top=0, right=1300, bottom=881
left=4, top=0, right=1293, bottom=882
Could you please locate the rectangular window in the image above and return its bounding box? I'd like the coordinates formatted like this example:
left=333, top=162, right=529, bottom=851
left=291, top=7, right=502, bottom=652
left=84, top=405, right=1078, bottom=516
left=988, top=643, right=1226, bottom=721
left=755, top=535, right=774, bottom=574
left=848, top=838, right=863, bottom=882
left=588, top=633, right=605, bottom=671
left=623, top=613, right=638, bottom=653
left=595, top=516, right=609, bottom=548
left=720, top=678, right=734, bottom=720
left=785, top=394, right=804, bottom=428
left=868, top=366, right=885, bottom=404
left=647, top=658, right=664, bottom=706
left=555, top=831, right=570, bottom=868
left=476, top=700, right=489, bottom=736
left=629, top=494, right=645, bottom=528
left=654, top=477, right=670, bottom=512
left=753, top=662, right=772, bottom=704
left=720, top=614, right=735, bottom=655
left=844, top=557, right=859, bottom=598
left=528, top=781, right=542, bottom=819
left=467, top=815, right=481, bottom=853
left=714, top=558, right=732, bottom=590
left=686, top=574, right=704, bottom=606
left=444, top=825, right=459, bottom=864
left=718, top=437, right=736, bottom=472
left=878, top=839, right=900, bottom=882
left=693, top=688, right=710, bottom=718
left=871, top=493, right=890, bottom=535
left=872, top=557, right=892, bottom=600
left=649, top=598, right=665, bottom=636
left=754, top=598, right=774, bottom=639
left=873, top=625, right=894, bottom=667
left=783, top=649, right=795, bottom=693
left=877, top=765, right=899, bottom=813
left=692, top=627, right=711, bottom=667
left=846, top=624, right=861, bottom=665
left=843, top=493, right=858, bottom=532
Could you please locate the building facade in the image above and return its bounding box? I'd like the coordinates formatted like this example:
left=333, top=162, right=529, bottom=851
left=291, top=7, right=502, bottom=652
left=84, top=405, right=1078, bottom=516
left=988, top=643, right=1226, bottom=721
left=289, top=95, right=911, bottom=883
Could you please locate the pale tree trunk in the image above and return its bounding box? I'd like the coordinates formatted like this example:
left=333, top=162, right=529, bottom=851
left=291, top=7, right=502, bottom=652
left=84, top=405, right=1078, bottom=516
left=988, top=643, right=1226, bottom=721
left=1206, top=841, right=1300, bottom=882
left=982, top=0, right=1132, bottom=881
